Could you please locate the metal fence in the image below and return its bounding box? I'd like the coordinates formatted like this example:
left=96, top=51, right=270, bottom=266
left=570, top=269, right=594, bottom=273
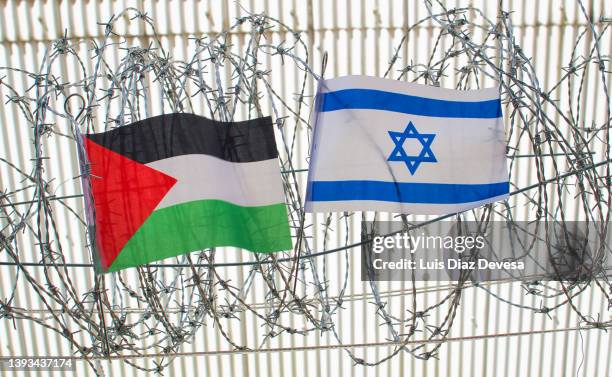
left=0, top=0, right=611, bottom=376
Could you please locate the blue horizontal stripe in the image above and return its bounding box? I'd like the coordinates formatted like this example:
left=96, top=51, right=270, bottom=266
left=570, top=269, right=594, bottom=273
left=319, top=89, right=501, bottom=118
left=307, top=180, right=509, bottom=204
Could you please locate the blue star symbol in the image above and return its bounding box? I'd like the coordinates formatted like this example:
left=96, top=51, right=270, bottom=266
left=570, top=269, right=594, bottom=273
left=387, top=121, right=437, bottom=175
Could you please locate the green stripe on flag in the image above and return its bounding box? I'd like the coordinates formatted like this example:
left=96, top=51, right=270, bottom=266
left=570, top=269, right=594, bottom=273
left=108, top=199, right=292, bottom=272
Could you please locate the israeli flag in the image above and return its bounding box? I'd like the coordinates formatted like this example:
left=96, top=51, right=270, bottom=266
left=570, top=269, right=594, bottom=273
left=305, top=75, right=509, bottom=215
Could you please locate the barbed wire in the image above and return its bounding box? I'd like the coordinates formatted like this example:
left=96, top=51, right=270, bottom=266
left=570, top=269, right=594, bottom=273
left=0, top=1, right=611, bottom=375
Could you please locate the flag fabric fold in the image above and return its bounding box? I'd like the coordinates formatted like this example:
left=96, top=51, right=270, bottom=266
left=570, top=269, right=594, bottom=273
left=81, top=113, right=292, bottom=273
left=305, top=75, right=509, bottom=214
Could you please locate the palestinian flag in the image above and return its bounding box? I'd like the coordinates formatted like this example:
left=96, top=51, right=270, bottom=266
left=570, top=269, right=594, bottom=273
left=80, top=113, right=292, bottom=273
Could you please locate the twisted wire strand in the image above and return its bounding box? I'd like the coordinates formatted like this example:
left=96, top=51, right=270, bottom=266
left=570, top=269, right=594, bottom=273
left=0, top=2, right=610, bottom=374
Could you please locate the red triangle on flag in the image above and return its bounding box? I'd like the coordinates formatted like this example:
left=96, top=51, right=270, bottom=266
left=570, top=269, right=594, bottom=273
left=83, top=137, right=177, bottom=272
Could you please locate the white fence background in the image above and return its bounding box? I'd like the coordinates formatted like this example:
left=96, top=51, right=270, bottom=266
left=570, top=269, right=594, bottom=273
left=0, top=0, right=611, bottom=376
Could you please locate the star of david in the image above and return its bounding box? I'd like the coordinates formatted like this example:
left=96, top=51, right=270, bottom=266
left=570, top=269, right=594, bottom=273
left=387, top=121, right=437, bottom=175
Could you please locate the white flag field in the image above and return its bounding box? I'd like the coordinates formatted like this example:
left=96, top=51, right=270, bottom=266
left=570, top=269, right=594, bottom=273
left=305, top=75, right=509, bottom=215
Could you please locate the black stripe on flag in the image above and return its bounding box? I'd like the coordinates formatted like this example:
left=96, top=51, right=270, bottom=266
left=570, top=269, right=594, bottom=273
left=85, top=113, right=278, bottom=164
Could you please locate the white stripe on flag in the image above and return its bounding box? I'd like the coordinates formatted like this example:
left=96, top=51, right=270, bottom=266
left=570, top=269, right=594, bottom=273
left=310, top=111, right=507, bottom=184
left=306, top=195, right=510, bottom=215
left=319, top=75, right=499, bottom=101
left=147, top=154, right=285, bottom=210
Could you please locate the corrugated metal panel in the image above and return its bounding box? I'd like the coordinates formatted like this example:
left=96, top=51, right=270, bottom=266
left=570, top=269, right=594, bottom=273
left=0, top=0, right=610, bottom=376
